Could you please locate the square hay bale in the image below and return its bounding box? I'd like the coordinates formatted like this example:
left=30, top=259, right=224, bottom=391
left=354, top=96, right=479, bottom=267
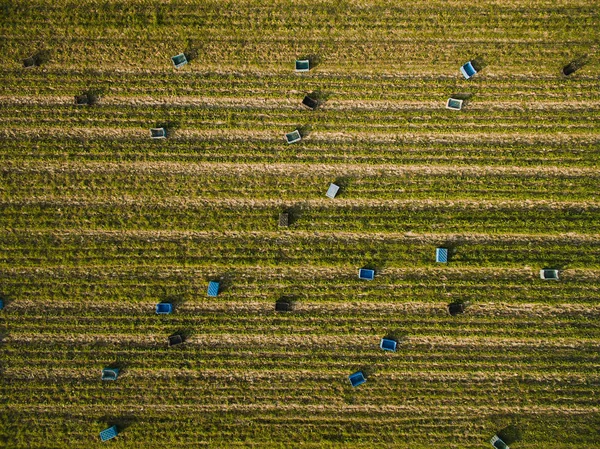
left=172, top=53, right=188, bottom=68
left=379, top=338, right=397, bottom=352
left=446, top=98, right=463, bottom=110
left=358, top=268, right=375, bottom=280
left=460, top=61, right=477, bottom=79
left=207, top=281, right=220, bottom=297
left=150, top=128, right=166, bottom=139
left=540, top=269, right=559, bottom=280
left=23, top=56, right=36, bottom=68
left=278, top=213, right=289, bottom=227
left=101, top=368, right=120, bottom=381
left=348, top=371, right=366, bottom=387
left=286, top=130, right=301, bottom=144
left=100, top=426, right=118, bottom=441
left=155, top=303, right=173, bottom=314
left=168, top=334, right=184, bottom=346
left=326, top=183, right=339, bottom=199
left=74, top=94, right=89, bottom=105
left=436, top=248, right=448, bottom=263
left=302, top=95, right=318, bottom=110
left=295, top=59, right=310, bottom=72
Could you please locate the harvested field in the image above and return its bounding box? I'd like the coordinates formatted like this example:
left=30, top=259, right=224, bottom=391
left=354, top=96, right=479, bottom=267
left=0, top=0, right=599, bottom=448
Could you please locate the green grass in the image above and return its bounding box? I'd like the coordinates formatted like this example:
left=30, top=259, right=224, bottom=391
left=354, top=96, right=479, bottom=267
left=1, top=0, right=599, bottom=448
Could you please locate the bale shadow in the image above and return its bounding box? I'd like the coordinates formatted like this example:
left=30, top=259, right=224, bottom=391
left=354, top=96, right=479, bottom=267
left=154, top=121, right=179, bottom=138
left=361, top=257, right=389, bottom=276
left=163, top=293, right=186, bottom=309
left=384, top=330, right=408, bottom=344
left=309, top=90, right=330, bottom=102
left=23, top=49, right=51, bottom=68
left=296, top=124, right=312, bottom=138
left=357, top=366, right=375, bottom=378
left=497, top=424, right=524, bottom=445
left=471, top=56, right=487, bottom=72
left=299, top=53, right=322, bottom=70
left=184, top=48, right=199, bottom=63
left=331, top=176, right=353, bottom=198
left=105, top=359, right=129, bottom=372
left=360, top=263, right=377, bottom=274
left=541, top=262, right=568, bottom=272
left=206, top=272, right=234, bottom=294
left=100, top=413, right=137, bottom=433
left=438, top=237, right=465, bottom=261
left=75, top=88, right=104, bottom=106
left=449, top=92, right=474, bottom=106
left=175, top=328, right=194, bottom=340
left=562, top=54, right=590, bottom=76
left=280, top=203, right=306, bottom=227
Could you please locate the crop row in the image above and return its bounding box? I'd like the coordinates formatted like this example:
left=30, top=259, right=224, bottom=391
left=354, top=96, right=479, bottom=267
left=2, top=404, right=595, bottom=449
left=3, top=337, right=597, bottom=378
left=2, top=135, right=600, bottom=167
left=2, top=71, right=600, bottom=101
left=6, top=306, right=600, bottom=338
left=3, top=372, right=598, bottom=408
left=2, top=229, right=600, bottom=266
left=5, top=337, right=597, bottom=363
left=2, top=262, right=600, bottom=305
left=1, top=371, right=597, bottom=446
left=4, top=165, right=600, bottom=201
left=6, top=37, right=594, bottom=75
left=5, top=0, right=597, bottom=32
left=2, top=102, right=598, bottom=124
left=2, top=106, right=599, bottom=141
left=2, top=0, right=598, bottom=74
left=2, top=199, right=600, bottom=234
left=2, top=277, right=599, bottom=305
left=8, top=297, right=598, bottom=320
left=6, top=294, right=599, bottom=319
